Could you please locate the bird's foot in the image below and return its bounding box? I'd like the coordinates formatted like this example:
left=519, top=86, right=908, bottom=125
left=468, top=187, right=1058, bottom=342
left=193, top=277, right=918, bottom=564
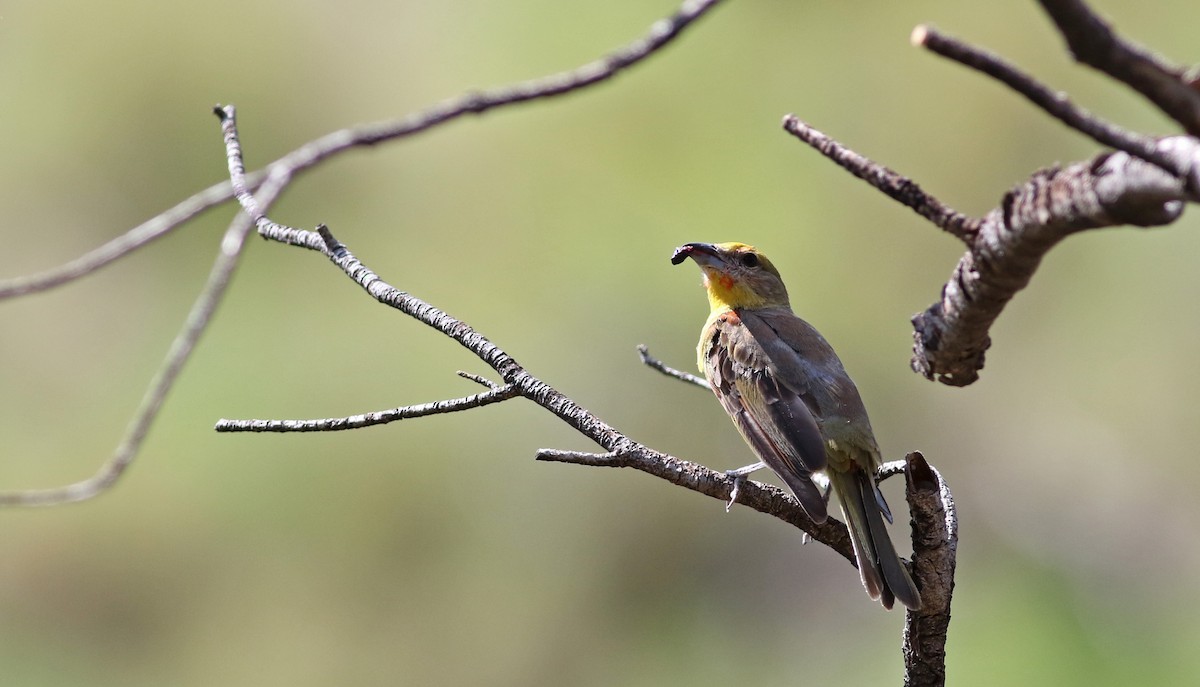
left=724, top=462, right=764, bottom=512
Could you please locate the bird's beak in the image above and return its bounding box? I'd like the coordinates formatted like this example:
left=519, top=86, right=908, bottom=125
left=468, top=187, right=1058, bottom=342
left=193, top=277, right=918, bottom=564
left=670, top=242, right=724, bottom=267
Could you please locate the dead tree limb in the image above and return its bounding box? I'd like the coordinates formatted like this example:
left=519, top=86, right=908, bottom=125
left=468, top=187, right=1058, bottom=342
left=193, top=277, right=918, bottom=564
left=784, top=11, right=1197, bottom=387
left=0, top=0, right=726, bottom=504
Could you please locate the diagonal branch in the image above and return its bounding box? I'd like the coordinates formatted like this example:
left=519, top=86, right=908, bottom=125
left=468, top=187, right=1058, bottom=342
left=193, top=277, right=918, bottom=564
left=1039, top=0, right=1200, bottom=136
left=782, top=115, right=980, bottom=243
left=912, top=25, right=1200, bottom=196
left=0, top=176, right=263, bottom=299
left=912, top=146, right=1187, bottom=385
left=0, top=171, right=289, bottom=506
left=0, top=0, right=726, bottom=297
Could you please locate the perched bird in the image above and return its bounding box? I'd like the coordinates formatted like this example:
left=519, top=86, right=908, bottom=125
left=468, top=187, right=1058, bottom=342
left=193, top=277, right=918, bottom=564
left=672, top=241, right=920, bottom=610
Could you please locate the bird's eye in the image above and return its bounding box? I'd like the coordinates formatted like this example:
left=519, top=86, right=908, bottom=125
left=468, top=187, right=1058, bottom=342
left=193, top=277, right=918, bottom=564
left=739, top=252, right=759, bottom=268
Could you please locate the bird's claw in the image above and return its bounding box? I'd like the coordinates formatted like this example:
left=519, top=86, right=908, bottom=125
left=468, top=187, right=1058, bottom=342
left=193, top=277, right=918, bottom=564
left=725, top=471, right=748, bottom=512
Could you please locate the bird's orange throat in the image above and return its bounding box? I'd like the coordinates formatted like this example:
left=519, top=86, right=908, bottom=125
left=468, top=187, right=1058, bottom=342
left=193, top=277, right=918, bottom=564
left=702, top=270, right=767, bottom=312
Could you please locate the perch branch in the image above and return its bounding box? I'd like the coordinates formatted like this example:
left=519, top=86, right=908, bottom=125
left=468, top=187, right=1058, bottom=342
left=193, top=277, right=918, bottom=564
left=216, top=102, right=863, bottom=557
left=902, top=452, right=958, bottom=687
left=215, top=106, right=958, bottom=684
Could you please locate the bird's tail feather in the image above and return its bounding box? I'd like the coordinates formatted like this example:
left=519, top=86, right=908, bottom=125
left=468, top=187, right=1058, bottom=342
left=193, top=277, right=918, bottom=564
left=830, top=468, right=922, bottom=611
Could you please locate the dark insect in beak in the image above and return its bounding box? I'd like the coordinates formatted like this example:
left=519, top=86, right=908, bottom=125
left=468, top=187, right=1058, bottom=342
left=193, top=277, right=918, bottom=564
left=670, top=245, right=692, bottom=265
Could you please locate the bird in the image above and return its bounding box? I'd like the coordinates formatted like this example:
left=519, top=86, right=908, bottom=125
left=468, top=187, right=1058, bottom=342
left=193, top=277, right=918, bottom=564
left=672, top=241, right=921, bottom=610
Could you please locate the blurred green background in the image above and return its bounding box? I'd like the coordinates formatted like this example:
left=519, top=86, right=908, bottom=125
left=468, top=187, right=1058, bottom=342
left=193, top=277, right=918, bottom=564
left=2, top=1, right=1199, bottom=684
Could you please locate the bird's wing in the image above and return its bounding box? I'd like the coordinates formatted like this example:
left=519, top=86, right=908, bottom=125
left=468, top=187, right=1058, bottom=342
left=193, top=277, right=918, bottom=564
left=744, top=308, right=896, bottom=524
left=703, top=311, right=828, bottom=522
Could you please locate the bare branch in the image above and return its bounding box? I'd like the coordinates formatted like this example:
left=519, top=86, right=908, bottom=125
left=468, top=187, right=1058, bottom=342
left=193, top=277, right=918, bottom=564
left=637, top=344, right=711, bottom=390
left=787, top=20, right=1197, bottom=387
left=2, top=0, right=727, bottom=296
left=1039, top=0, right=1200, bottom=136
left=349, top=0, right=727, bottom=145
left=781, top=115, right=980, bottom=243
left=535, top=449, right=628, bottom=466
left=912, top=147, right=1187, bottom=385
left=0, top=171, right=289, bottom=506
left=0, top=176, right=256, bottom=299
left=902, top=452, right=958, bottom=687
left=215, top=384, right=520, bottom=433
left=912, top=25, right=1200, bottom=194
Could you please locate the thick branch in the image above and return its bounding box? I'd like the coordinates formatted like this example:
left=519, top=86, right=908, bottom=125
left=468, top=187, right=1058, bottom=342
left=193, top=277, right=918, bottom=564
left=902, top=452, right=957, bottom=687
left=913, top=147, right=1187, bottom=385
left=788, top=26, right=1197, bottom=386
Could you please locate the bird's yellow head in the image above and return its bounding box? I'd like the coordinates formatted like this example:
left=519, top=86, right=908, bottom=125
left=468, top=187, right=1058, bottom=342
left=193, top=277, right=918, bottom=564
left=671, top=242, right=790, bottom=312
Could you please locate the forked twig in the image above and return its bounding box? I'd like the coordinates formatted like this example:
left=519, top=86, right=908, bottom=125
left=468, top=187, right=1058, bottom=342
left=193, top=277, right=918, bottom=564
left=0, top=0, right=728, bottom=504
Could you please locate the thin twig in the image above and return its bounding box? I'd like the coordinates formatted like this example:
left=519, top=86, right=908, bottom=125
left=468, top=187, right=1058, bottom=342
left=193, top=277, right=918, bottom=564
left=912, top=25, right=1200, bottom=196
left=350, top=0, right=726, bottom=146
left=637, top=344, right=710, bottom=389
left=1, top=0, right=728, bottom=294
left=457, top=371, right=503, bottom=390
left=1039, top=0, right=1200, bottom=136
left=877, top=459, right=909, bottom=481
left=0, top=171, right=289, bottom=506
left=781, top=115, right=980, bottom=242
left=0, top=175, right=260, bottom=299
left=215, top=384, right=520, bottom=433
